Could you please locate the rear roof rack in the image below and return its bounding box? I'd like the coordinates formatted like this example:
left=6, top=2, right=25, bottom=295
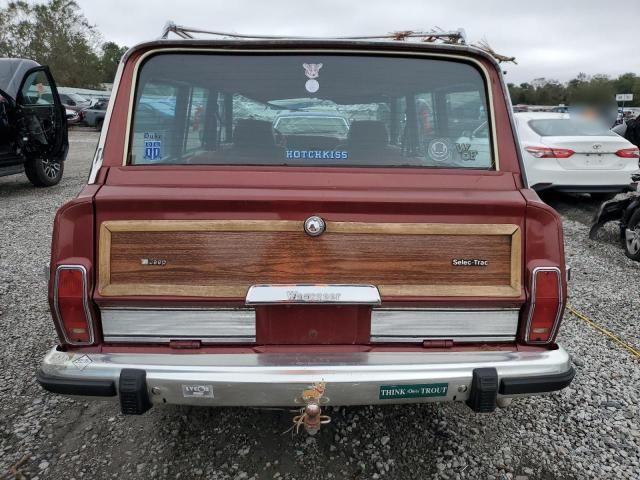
left=158, top=21, right=516, bottom=64
left=160, top=21, right=467, bottom=44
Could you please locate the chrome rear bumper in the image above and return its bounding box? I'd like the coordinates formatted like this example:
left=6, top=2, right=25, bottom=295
left=38, top=346, right=574, bottom=410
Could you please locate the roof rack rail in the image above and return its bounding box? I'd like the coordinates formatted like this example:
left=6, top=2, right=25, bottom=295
left=158, top=22, right=516, bottom=64
left=160, top=21, right=467, bottom=44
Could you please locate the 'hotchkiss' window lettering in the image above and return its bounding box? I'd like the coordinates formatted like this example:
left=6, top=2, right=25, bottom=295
left=286, top=150, right=348, bottom=160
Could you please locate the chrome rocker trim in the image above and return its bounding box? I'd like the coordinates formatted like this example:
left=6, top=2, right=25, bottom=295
left=39, top=346, right=573, bottom=408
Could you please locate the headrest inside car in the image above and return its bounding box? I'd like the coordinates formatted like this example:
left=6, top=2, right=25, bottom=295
left=348, top=120, right=389, bottom=150
left=233, top=119, right=276, bottom=149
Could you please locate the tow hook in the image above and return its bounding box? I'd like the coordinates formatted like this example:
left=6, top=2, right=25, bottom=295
left=288, top=381, right=331, bottom=435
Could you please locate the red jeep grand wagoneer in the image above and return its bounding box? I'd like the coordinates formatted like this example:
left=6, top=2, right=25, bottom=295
left=38, top=29, right=574, bottom=433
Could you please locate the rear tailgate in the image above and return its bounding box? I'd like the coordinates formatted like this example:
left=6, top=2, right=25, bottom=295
left=93, top=167, right=526, bottom=345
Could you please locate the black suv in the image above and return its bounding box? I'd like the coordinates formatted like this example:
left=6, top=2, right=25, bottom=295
left=0, top=58, right=68, bottom=186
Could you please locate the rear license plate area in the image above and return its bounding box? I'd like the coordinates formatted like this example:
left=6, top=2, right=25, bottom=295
left=255, top=305, right=371, bottom=344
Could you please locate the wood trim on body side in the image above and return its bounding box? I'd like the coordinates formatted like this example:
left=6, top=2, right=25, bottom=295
left=98, top=220, right=522, bottom=298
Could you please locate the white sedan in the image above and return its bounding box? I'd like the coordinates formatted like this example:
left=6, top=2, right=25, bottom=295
left=514, top=112, right=639, bottom=199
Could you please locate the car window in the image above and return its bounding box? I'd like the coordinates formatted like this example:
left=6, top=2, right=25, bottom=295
left=129, top=53, right=494, bottom=169
left=130, top=83, right=178, bottom=163
left=19, top=70, right=54, bottom=106
left=528, top=118, right=617, bottom=137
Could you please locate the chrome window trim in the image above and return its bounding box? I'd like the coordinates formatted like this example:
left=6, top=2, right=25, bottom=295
left=88, top=60, right=125, bottom=184
left=525, top=266, right=563, bottom=345
left=53, top=265, right=95, bottom=346
left=245, top=284, right=381, bottom=306
left=370, top=308, right=519, bottom=343
left=122, top=47, right=500, bottom=170
left=101, top=308, right=256, bottom=343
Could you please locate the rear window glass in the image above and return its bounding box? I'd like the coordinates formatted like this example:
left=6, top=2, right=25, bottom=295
left=528, top=118, right=616, bottom=137
left=129, top=53, right=494, bottom=168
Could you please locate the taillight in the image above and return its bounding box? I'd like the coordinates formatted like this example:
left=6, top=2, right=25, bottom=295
left=54, top=265, right=94, bottom=345
left=615, top=147, right=640, bottom=158
left=525, top=267, right=563, bottom=344
left=525, top=146, right=575, bottom=159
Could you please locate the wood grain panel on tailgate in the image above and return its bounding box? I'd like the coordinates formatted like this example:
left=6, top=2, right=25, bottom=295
left=98, top=220, right=521, bottom=298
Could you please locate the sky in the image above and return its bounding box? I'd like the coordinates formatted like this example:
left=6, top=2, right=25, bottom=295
left=71, top=0, right=639, bottom=84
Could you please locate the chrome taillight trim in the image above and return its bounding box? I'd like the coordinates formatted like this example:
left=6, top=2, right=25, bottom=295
left=525, top=266, right=563, bottom=345
left=370, top=308, right=519, bottom=343
left=101, top=308, right=256, bottom=343
left=53, top=265, right=95, bottom=346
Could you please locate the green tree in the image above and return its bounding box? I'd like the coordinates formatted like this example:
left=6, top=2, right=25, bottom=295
left=0, top=0, right=104, bottom=88
left=508, top=73, right=640, bottom=108
left=99, top=41, right=128, bottom=84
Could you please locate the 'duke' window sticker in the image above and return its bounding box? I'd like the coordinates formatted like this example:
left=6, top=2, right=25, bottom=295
left=143, top=132, right=162, bottom=162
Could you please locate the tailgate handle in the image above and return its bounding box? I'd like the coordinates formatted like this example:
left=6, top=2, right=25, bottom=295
left=245, top=284, right=381, bottom=306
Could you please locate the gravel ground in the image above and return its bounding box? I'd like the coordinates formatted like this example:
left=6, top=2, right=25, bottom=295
left=0, top=131, right=638, bottom=480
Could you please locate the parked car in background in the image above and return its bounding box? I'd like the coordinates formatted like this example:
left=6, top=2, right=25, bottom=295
left=82, top=98, right=108, bottom=130
left=66, top=108, right=81, bottom=125
left=0, top=58, right=68, bottom=186
left=58, top=92, right=91, bottom=111
left=591, top=173, right=640, bottom=260
left=38, top=35, right=574, bottom=434
left=550, top=105, right=568, bottom=113
left=133, top=101, right=174, bottom=133
left=515, top=112, right=640, bottom=200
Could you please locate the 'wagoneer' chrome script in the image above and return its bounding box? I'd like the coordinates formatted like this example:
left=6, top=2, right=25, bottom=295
left=245, top=285, right=381, bottom=305
left=286, top=290, right=342, bottom=302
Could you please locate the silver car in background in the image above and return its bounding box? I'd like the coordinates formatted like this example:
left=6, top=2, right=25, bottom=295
left=515, top=112, right=639, bottom=200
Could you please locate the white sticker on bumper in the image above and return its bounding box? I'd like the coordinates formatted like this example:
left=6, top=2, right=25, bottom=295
left=182, top=384, right=214, bottom=398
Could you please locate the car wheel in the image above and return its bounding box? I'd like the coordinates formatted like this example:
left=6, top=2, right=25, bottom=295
left=96, top=119, right=104, bottom=132
left=24, top=157, right=64, bottom=187
left=624, top=209, right=640, bottom=261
